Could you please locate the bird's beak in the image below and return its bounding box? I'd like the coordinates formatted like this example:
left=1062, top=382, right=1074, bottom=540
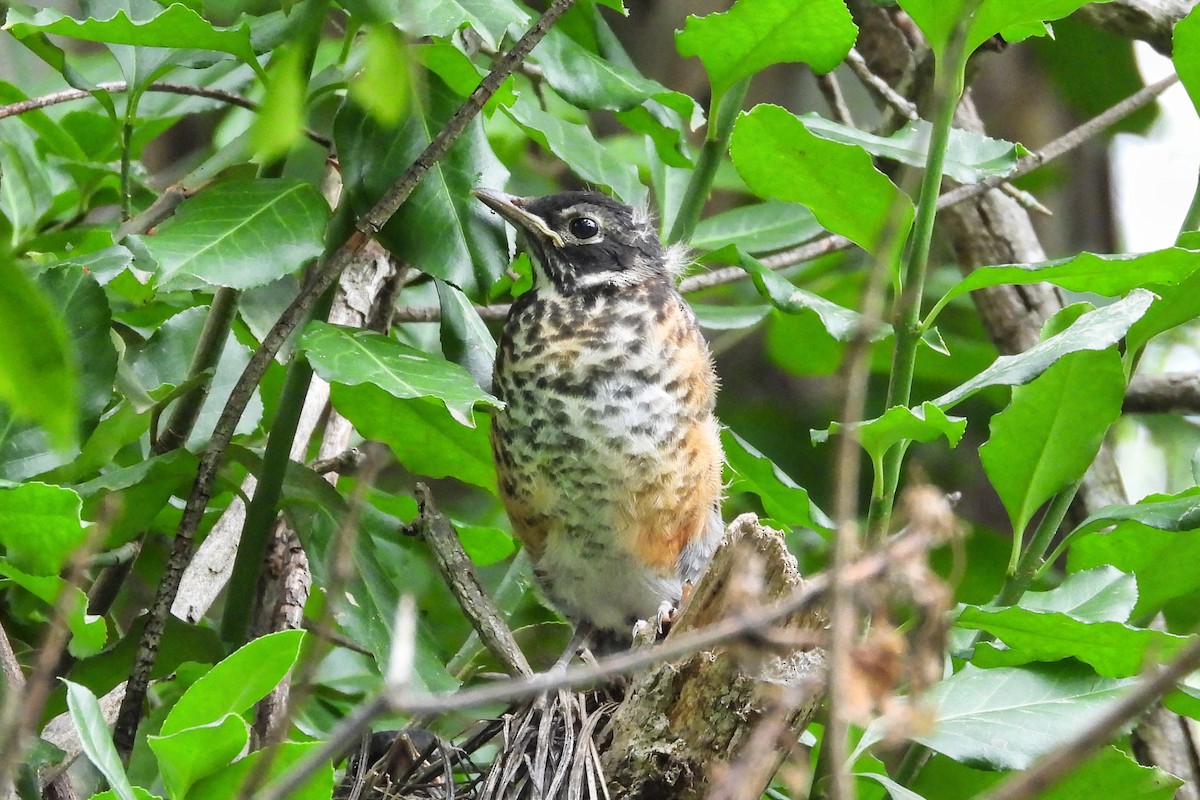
left=472, top=188, right=564, bottom=247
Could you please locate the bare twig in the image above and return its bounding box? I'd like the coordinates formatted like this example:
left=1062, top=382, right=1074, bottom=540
left=0, top=80, right=332, bottom=147
left=311, top=448, right=363, bottom=475
left=1124, top=372, right=1200, bottom=414
left=845, top=48, right=919, bottom=120
left=936, top=73, right=1180, bottom=209
left=816, top=71, right=855, bottom=127
left=977, top=634, right=1200, bottom=800
left=112, top=0, right=579, bottom=760
left=404, top=484, right=533, bottom=678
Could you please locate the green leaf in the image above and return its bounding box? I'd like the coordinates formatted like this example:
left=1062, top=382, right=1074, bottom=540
left=332, top=386, right=497, bottom=493
left=392, top=0, right=529, bottom=49
left=300, top=321, right=499, bottom=427
left=814, top=402, right=966, bottom=496
left=1127, top=264, right=1200, bottom=355
left=129, top=306, right=263, bottom=447
left=148, top=715, right=248, bottom=800
left=1176, top=4, right=1200, bottom=115
left=189, top=741, right=333, bottom=800
left=738, top=250, right=879, bottom=343
left=348, top=25, right=411, bottom=125
left=1069, top=522, right=1200, bottom=623
left=251, top=44, right=306, bottom=161
left=74, top=449, right=200, bottom=547
left=533, top=28, right=702, bottom=124
left=0, top=259, right=78, bottom=448
left=58, top=615, right=223, bottom=715
left=896, top=0, right=1097, bottom=62
left=505, top=98, right=647, bottom=206
left=911, top=748, right=1180, bottom=800
left=675, top=0, right=857, bottom=104
left=137, top=179, right=330, bottom=291
left=932, top=249, right=1200, bottom=321
left=690, top=201, right=823, bottom=254
left=0, top=124, right=71, bottom=249
left=857, top=773, right=926, bottom=800
left=862, top=663, right=1134, bottom=770
left=964, top=605, right=1191, bottom=678
left=833, top=401, right=967, bottom=457
left=437, top=279, right=496, bottom=393
left=0, top=482, right=86, bottom=575
left=1018, top=566, right=1138, bottom=622
left=722, top=429, right=833, bottom=533
left=457, top=525, right=516, bottom=566
left=160, top=629, right=305, bottom=735
left=692, top=303, right=771, bottom=331
left=2, top=5, right=262, bottom=74
left=64, top=680, right=139, bottom=800
left=1070, top=487, right=1200, bottom=538
left=84, top=789, right=161, bottom=800
left=934, top=291, right=1154, bottom=409
left=288, top=486, right=460, bottom=691
left=335, top=81, right=509, bottom=298
left=980, top=347, right=1125, bottom=537
left=731, top=104, right=914, bottom=257
left=802, top=114, right=1028, bottom=183
left=0, top=564, right=106, bottom=656
left=35, top=266, right=117, bottom=429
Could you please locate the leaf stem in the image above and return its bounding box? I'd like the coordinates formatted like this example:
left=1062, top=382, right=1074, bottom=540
left=218, top=343, right=319, bottom=646
left=869, top=49, right=971, bottom=537
left=996, top=482, right=1081, bottom=605
left=1178, top=165, right=1200, bottom=241
left=120, top=116, right=135, bottom=220
left=666, top=78, right=749, bottom=245
left=153, top=289, right=240, bottom=453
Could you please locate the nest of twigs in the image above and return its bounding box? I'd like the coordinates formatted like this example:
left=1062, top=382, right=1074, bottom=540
left=335, top=688, right=618, bottom=800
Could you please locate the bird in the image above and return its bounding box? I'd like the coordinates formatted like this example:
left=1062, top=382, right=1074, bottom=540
left=472, top=187, right=725, bottom=649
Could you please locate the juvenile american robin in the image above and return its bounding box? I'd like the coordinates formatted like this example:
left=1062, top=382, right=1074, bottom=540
left=472, top=188, right=725, bottom=647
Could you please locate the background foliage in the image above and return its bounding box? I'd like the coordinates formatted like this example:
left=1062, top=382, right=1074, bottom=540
left=1, top=0, right=1200, bottom=798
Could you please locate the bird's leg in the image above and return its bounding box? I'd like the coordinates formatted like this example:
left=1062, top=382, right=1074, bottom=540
left=555, top=622, right=594, bottom=669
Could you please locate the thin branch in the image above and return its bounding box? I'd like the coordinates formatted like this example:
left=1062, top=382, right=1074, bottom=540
left=256, top=521, right=943, bottom=800
left=111, top=0, right=579, bottom=761
left=404, top=484, right=533, bottom=678
left=845, top=48, right=918, bottom=121
left=390, top=71, right=1174, bottom=322
left=816, top=71, right=855, bottom=128
left=668, top=78, right=751, bottom=245
left=1124, top=372, right=1200, bottom=414
left=0, top=80, right=333, bottom=148
left=310, top=447, right=363, bottom=475
left=977, top=633, right=1200, bottom=800
left=936, top=73, right=1180, bottom=209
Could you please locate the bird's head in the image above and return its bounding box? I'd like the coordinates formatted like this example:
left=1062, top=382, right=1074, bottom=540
left=473, top=188, right=683, bottom=295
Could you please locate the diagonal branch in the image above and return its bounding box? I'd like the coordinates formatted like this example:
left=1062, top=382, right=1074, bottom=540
left=0, top=80, right=332, bottom=147
left=110, top=0, right=579, bottom=761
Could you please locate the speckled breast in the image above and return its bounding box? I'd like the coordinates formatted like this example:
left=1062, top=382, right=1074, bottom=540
left=491, top=278, right=724, bottom=631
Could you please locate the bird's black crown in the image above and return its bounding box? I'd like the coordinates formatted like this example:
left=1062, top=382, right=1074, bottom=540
left=474, top=188, right=673, bottom=295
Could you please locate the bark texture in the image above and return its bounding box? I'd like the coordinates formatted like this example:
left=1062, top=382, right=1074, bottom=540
left=602, top=515, right=826, bottom=799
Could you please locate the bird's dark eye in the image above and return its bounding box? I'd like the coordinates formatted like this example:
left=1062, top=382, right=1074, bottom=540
left=568, top=217, right=599, bottom=240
